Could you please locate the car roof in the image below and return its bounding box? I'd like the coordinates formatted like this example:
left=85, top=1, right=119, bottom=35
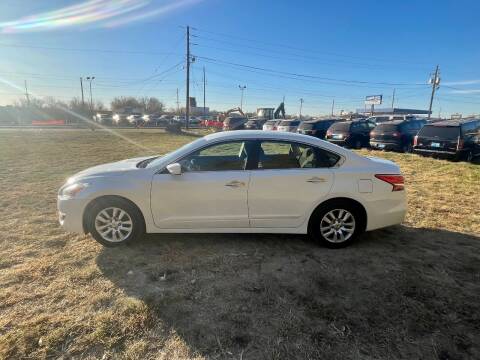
left=426, top=119, right=478, bottom=127
left=203, top=130, right=350, bottom=153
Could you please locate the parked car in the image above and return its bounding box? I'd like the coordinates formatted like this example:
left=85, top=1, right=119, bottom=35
left=245, top=119, right=267, bottom=130
left=262, top=119, right=281, bottom=131
left=325, top=119, right=376, bottom=148
left=112, top=113, right=130, bottom=126
left=370, top=119, right=427, bottom=152
left=276, top=119, right=302, bottom=132
left=413, top=119, right=480, bottom=161
left=297, top=118, right=344, bottom=139
left=58, top=130, right=406, bottom=248
left=223, top=116, right=247, bottom=131
left=127, top=113, right=144, bottom=126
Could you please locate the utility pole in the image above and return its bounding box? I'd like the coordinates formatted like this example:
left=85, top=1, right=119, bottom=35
left=24, top=80, right=30, bottom=105
left=239, top=85, right=246, bottom=110
left=331, top=98, right=335, bottom=116
left=299, top=98, right=304, bottom=118
left=391, top=88, right=396, bottom=108
left=86, top=77, right=95, bottom=112
left=80, top=77, right=85, bottom=107
left=203, top=66, right=206, bottom=117
left=176, top=88, right=180, bottom=115
left=185, top=25, right=191, bottom=130
left=428, top=65, right=440, bottom=119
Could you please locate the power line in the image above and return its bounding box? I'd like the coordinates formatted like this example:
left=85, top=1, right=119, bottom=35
left=197, top=56, right=428, bottom=87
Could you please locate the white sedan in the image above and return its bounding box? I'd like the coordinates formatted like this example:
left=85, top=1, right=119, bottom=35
left=58, top=130, right=406, bottom=248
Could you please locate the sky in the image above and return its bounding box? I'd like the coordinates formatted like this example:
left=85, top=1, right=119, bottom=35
left=0, top=0, right=479, bottom=117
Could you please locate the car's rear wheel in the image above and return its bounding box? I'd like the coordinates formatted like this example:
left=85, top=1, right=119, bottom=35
left=309, top=200, right=365, bottom=248
left=354, top=139, right=363, bottom=149
left=87, top=197, right=144, bottom=247
left=402, top=143, right=413, bottom=153
left=466, top=150, right=474, bottom=163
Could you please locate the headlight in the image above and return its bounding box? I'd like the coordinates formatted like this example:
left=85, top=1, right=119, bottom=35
left=59, top=183, right=88, bottom=199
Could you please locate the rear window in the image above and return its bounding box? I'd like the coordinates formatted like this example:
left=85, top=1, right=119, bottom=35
left=374, top=124, right=399, bottom=132
left=329, top=122, right=351, bottom=131
left=299, top=122, right=314, bottom=130
left=314, top=121, right=334, bottom=130
left=279, top=120, right=299, bottom=126
left=418, top=125, right=460, bottom=139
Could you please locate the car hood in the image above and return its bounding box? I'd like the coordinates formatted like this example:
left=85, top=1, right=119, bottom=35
left=70, top=156, right=155, bottom=180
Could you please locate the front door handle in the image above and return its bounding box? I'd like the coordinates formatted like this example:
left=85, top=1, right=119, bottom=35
left=306, top=177, right=326, bottom=183
left=225, top=180, right=246, bottom=187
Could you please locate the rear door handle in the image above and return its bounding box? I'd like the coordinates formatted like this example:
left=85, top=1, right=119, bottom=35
left=306, top=177, right=326, bottom=183
left=225, top=180, right=246, bottom=187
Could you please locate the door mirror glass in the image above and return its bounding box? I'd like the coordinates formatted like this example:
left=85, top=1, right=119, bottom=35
left=166, top=163, right=182, bottom=175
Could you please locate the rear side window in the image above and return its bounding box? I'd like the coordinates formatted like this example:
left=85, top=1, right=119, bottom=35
left=258, top=141, right=340, bottom=169
left=418, top=125, right=460, bottom=140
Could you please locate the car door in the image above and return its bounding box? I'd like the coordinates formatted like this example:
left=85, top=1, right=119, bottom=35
left=150, top=140, right=253, bottom=229
left=248, top=140, right=336, bottom=228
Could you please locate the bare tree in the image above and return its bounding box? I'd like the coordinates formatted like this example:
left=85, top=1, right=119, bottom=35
left=139, top=96, right=164, bottom=114
left=111, top=96, right=142, bottom=112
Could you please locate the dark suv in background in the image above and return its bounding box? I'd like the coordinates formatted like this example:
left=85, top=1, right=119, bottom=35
left=325, top=119, right=376, bottom=148
left=413, top=119, right=480, bottom=162
left=297, top=118, right=343, bottom=139
left=370, top=119, right=427, bottom=152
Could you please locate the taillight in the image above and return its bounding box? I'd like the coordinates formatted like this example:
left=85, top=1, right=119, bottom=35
left=457, top=137, right=464, bottom=150
left=413, top=135, right=418, bottom=146
left=370, top=131, right=376, bottom=137
left=375, top=174, right=405, bottom=191
left=326, top=130, right=332, bottom=137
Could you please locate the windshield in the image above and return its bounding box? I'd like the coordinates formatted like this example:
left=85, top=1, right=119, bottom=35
left=146, top=138, right=206, bottom=168
left=329, top=122, right=351, bottom=132
left=418, top=125, right=460, bottom=140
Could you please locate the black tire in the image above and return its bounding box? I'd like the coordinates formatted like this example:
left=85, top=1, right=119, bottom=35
left=308, top=200, right=365, bottom=248
left=354, top=139, right=363, bottom=149
left=402, top=143, right=413, bottom=153
left=466, top=150, right=474, bottom=163
left=87, top=197, right=145, bottom=247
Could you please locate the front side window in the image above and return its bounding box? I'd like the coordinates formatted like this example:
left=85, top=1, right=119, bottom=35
left=179, top=141, right=250, bottom=172
left=258, top=141, right=339, bottom=169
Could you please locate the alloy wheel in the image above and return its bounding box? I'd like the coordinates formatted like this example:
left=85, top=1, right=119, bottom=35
left=320, top=209, right=356, bottom=243
left=94, top=207, right=133, bottom=243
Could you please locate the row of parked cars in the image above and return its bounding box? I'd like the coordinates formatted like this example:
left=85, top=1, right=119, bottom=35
left=255, top=116, right=480, bottom=162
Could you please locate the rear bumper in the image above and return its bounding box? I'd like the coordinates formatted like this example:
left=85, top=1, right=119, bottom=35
left=413, top=148, right=460, bottom=159
left=370, top=141, right=401, bottom=151
left=365, top=193, right=407, bottom=231
left=326, top=139, right=348, bottom=146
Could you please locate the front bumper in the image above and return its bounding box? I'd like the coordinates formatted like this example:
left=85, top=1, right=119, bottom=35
left=57, top=197, right=89, bottom=233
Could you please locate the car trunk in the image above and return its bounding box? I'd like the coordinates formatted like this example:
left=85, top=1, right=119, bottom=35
left=371, top=124, right=401, bottom=143
left=416, top=126, right=460, bottom=152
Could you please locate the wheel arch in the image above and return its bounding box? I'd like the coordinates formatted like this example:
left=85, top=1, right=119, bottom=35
left=308, top=197, right=368, bottom=233
left=82, top=195, right=146, bottom=234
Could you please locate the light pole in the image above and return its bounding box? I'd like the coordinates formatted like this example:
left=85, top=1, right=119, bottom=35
left=238, top=85, right=246, bottom=111
left=299, top=98, right=304, bottom=118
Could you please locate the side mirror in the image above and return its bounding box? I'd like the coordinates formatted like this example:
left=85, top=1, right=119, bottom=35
left=166, top=163, right=182, bottom=175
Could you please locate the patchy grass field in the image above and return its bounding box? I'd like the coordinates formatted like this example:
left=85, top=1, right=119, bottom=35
left=0, top=129, right=479, bottom=360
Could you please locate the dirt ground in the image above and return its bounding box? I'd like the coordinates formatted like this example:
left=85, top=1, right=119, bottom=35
left=0, top=129, right=479, bottom=359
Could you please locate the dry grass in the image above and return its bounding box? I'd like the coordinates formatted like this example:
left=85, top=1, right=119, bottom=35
left=0, top=129, right=479, bottom=359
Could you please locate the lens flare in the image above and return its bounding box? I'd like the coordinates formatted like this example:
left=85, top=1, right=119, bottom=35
left=0, top=0, right=202, bottom=33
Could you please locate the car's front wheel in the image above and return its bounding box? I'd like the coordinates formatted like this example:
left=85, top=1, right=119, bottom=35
left=87, top=197, right=144, bottom=247
left=309, top=200, right=365, bottom=248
